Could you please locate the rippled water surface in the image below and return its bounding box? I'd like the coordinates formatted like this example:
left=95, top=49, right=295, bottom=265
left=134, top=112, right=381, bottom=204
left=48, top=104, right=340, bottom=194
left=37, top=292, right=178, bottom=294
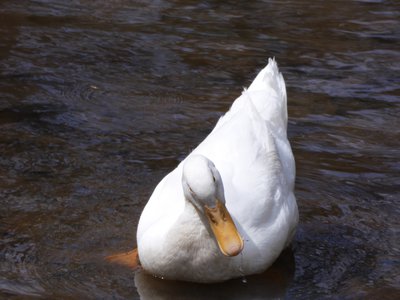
left=1, top=0, right=399, bottom=299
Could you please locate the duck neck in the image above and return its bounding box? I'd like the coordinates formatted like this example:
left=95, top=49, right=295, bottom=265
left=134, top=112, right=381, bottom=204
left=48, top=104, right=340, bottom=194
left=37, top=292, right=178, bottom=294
left=181, top=199, right=211, bottom=234
left=166, top=198, right=216, bottom=252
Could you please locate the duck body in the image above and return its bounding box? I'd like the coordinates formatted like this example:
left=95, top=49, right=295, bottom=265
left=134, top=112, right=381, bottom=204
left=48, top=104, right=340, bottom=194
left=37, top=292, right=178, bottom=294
left=136, top=58, right=298, bottom=283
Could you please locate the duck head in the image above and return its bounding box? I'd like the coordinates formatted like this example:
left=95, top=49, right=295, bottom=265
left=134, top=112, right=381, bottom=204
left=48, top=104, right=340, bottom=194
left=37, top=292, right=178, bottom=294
left=182, top=154, right=244, bottom=257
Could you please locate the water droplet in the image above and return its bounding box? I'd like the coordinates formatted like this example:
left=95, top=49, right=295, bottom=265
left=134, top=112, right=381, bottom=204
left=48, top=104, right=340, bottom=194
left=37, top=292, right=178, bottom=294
left=242, top=277, right=247, bottom=283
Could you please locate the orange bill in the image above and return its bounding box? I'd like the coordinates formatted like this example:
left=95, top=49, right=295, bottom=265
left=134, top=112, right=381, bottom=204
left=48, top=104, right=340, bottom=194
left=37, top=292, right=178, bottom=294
left=204, top=200, right=244, bottom=256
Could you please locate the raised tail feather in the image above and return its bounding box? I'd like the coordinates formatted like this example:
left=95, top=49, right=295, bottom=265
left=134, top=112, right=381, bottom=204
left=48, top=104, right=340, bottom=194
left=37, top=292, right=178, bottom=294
left=214, top=58, right=288, bottom=136
left=245, top=58, right=288, bottom=134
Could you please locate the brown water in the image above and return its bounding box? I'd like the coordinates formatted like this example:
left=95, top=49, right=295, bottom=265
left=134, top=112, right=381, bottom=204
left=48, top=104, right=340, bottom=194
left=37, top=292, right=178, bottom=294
left=1, top=0, right=399, bottom=299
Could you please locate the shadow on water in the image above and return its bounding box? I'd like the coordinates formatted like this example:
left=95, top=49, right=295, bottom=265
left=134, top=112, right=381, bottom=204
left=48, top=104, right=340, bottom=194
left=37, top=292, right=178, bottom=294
left=134, top=249, right=295, bottom=300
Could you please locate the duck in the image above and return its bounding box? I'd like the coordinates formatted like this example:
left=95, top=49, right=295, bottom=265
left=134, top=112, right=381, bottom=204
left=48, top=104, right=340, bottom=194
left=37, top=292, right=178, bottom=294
left=107, top=58, right=298, bottom=283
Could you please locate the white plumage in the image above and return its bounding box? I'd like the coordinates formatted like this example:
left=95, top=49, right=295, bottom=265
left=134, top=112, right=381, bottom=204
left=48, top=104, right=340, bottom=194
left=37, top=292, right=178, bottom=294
left=136, top=58, right=298, bottom=283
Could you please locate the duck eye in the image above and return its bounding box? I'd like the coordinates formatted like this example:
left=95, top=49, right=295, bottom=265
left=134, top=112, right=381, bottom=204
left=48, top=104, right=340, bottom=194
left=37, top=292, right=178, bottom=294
left=187, top=184, right=195, bottom=195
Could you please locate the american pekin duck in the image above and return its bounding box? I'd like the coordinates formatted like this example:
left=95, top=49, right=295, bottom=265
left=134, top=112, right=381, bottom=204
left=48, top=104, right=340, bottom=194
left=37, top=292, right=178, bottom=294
left=107, top=58, right=298, bottom=283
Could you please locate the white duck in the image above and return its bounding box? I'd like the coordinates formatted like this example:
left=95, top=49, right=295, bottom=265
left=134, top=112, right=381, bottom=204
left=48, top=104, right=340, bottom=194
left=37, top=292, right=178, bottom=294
left=108, top=58, right=298, bottom=283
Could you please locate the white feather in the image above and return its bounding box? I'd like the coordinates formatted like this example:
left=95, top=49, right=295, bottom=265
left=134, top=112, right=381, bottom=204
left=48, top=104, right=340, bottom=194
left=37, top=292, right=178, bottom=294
left=137, top=58, right=298, bottom=283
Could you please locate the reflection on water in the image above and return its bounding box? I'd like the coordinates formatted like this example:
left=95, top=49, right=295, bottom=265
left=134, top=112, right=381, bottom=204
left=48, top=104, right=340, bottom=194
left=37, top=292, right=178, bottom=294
left=135, top=249, right=294, bottom=300
left=0, top=0, right=399, bottom=299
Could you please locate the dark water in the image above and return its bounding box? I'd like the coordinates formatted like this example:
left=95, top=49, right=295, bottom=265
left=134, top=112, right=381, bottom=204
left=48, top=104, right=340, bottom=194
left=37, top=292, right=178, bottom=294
left=1, top=0, right=399, bottom=299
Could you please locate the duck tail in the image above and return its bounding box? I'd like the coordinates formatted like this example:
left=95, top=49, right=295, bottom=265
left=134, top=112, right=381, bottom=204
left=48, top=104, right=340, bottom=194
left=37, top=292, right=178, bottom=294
left=244, top=58, right=288, bottom=134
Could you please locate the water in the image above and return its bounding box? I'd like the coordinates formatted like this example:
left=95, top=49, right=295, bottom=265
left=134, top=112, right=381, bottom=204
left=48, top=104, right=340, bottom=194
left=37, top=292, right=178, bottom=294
left=1, top=0, right=399, bottom=298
